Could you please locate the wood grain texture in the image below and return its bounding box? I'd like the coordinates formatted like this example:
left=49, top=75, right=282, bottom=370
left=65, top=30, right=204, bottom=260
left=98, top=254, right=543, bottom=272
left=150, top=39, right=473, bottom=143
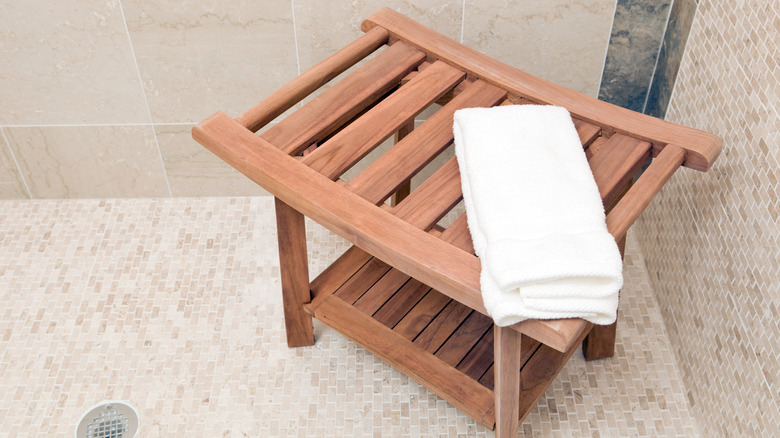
left=261, top=41, right=425, bottom=155
left=199, top=114, right=588, bottom=351
left=438, top=214, right=475, bottom=254
left=493, top=325, right=522, bottom=438
left=582, top=235, right=626, bottom=360
left=274, top=198, right=314, bottom=347
left=192, top=13, right=726, bottom=433
left=372, top=277, right=431, bottom=328
left=588, top=134, right=652, bottom=210
left=435, top=310, right=493, bottom=367
left=478, top=335, right=540, bottom=391
left=509, top=317, right=589, bottom=354
left=516, top=323, right=593, bottom=424
left=456, top=326, right=495, bottom=383
left=345, top=79, right=506, bottom=205
left=353, top=267, right=412, bottom=316
left=313, top=294, right=496, bottom=427
left=606, top=144, right=686, bottom=240
left=414, top=300, right=472, bottom=353
left=309, top=246, right=372, bottom=301
left=574, top=119, right=602, bottom=147
left=391, top=119, right=415, bottom=206
left=237, top=27, right=389, bottom=132
left=194, top=112, right=486, bottom=316
left=393, top=289, right=451, bottom=341
left=362, top=8, right=720, bottom=171
left=389, top=157, right=463, bottom=230
left=302, top=60, right=465, bottom=179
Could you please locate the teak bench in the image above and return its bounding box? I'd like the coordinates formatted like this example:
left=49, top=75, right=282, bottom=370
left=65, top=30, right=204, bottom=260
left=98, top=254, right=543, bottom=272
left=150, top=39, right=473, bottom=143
left=193, top=9, right=720, bottom=437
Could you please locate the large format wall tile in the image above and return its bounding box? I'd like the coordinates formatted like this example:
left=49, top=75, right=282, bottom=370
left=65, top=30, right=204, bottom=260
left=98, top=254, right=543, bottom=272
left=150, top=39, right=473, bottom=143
left=122, top=0, right=298, bottom=123
left=0, top=1, right=149, bottom=125
left=5, top=126, right=170, bottom=199
left=0, top=130, right=29, bottom=199
left=294, top=1, right=463, bottom=71
left=598, top=0, right=672, bottom=112
left=156, top=125, right=268, bottom=197
left=644, top=0, right=697, bottom=118
left=462, top=0, right=615, bottom=97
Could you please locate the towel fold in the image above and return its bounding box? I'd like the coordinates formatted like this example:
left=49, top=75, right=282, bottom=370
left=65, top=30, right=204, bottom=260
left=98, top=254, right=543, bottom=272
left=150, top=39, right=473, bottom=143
left=453, top=105, right=623, bottom=326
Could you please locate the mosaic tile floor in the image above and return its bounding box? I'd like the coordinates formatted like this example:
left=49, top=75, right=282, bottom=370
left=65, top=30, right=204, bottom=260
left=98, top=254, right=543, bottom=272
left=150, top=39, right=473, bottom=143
left=0, top=197, right=700, bottom=437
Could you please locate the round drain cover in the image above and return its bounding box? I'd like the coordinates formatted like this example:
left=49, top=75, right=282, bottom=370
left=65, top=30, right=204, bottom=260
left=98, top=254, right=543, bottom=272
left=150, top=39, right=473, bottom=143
left=76, top=401, right=139, bottom=438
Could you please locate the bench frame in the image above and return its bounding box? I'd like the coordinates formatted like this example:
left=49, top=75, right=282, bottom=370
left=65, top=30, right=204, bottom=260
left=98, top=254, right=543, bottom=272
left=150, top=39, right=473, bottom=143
left=193, top=9, right=719, bottom=436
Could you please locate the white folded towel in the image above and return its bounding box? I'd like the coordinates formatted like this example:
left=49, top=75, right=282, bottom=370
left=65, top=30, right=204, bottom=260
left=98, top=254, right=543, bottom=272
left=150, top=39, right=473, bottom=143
left=453, top=105, right=623, bottom=326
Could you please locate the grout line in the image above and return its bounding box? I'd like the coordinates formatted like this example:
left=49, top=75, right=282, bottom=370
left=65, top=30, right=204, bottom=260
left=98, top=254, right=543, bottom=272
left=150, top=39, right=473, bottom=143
left=117, top=0, right=173, bottom=198
left=642, top=0, right=675, bottom=114
left=459, top=0, right=466, bottom=44
left=0, top=127, right=33, bottom=199
left=291, top=0, right=302, bottom=76
left=1, top=122, right=199, bottom=128
left=0, top=121, right=277, bottom=129
left=596, top=0, right=620, bottom=97
left=147, top=122, right=197, bottom=126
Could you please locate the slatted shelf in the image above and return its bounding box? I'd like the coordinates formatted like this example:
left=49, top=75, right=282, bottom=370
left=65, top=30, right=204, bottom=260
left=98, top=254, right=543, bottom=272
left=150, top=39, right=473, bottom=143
left=307, top=238, right=577, bottom=427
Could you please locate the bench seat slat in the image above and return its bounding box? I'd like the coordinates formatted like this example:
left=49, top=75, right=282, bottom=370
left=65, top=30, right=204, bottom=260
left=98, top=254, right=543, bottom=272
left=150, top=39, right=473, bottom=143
left=589, top=134, right=653, bottom=210
left=363, top=8, right=721, bottom=171
left=390, top=157, right=463, bottom=230
left=574, top=119, right=602, bottom=147
left=302, top=60, right=465, bottom=179
left=345, top=79, right=506, bottom=204
left=237, top=27, right=389, bottom=132
left=261, top=41, right=426, bottom=155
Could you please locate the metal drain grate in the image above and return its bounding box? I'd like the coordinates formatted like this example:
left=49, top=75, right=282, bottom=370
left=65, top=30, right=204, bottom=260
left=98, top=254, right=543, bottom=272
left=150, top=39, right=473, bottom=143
left=76, top=401, right=138, bottom=438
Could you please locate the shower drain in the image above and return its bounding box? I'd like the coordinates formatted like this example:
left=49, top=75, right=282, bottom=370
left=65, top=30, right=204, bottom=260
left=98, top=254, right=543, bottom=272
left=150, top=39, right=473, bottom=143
left=76, top=401, right=138, bottom=438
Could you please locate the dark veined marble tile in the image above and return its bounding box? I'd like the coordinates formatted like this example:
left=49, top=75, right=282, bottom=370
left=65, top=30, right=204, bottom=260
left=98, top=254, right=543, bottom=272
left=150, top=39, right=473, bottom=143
left=598, top=0, right=672, bottom=112
left=645, top=0, right=698, bottom=119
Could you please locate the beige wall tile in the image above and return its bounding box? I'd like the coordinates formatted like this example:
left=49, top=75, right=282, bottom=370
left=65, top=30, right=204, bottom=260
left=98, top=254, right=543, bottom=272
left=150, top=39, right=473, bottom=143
left=462, top=0, right=616, bottom=97
left=294, top=1, right=463, bottom=71
left=0, top=130, right=29, bottom=199
left=156, top=125, right=268, bottom=197
left=0, top=1, right=149, bottom=125
left=5, top=126, right=169, bottom=198
left=122, top=0, right=298, bottom=123
left=635, top=0, right=780, bottom=435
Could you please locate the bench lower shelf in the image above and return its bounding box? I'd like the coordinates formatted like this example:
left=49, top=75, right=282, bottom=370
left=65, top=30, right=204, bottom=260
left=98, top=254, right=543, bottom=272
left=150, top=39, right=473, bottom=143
left=306, top=245, right=591, bottom=429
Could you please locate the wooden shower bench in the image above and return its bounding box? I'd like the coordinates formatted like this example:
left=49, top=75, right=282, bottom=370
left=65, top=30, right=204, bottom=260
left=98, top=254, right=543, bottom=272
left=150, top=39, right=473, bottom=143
left=193, top=9, right=720, bottom=437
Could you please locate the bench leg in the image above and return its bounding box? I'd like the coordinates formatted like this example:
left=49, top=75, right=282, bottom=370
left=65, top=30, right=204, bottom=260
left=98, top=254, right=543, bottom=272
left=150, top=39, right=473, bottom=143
left=274, top=197, right=314, bottom=347
left=582, top=320, right=617, bottom=360
left=582, top=234, right=626, bottom=360
left=494, top=325, right=522, bottom=438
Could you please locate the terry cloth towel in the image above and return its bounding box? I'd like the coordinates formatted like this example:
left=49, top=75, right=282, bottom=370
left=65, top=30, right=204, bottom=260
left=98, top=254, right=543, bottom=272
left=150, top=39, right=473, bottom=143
left=453, top=105, right=623, bottom=327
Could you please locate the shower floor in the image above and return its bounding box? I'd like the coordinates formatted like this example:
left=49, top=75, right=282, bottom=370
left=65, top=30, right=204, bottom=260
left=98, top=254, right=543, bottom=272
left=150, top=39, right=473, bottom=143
left=0, top=197, right=699, bottom=437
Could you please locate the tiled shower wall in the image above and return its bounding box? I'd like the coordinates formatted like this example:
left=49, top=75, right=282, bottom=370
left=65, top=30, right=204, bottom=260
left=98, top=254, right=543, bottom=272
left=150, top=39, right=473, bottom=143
left=635, top=0, right=780, bottom=436
left=0, top=0, right=617, bottom=199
